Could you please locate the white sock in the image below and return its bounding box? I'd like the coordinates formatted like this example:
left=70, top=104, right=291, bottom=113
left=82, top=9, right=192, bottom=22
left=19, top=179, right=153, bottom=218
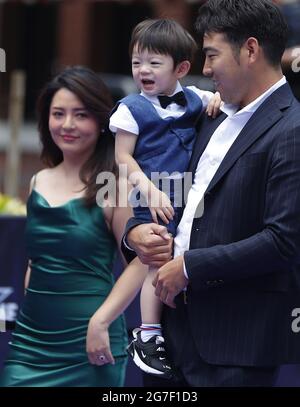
left=140, top=324, right=162, bottom=342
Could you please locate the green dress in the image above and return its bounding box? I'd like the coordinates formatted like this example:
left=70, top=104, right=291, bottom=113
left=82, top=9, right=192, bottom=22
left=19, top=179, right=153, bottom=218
left=0, top=190, right=128, bottom=387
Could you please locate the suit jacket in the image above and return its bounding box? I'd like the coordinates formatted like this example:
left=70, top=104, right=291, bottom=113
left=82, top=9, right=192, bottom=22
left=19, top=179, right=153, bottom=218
left=123, top=83, right=300, bottom=367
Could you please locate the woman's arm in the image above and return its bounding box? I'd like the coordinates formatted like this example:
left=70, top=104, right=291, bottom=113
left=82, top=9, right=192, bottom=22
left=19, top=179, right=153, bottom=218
left=93, top=204, right=147, bottom=324
left=86, top=201, right=147, bottom=366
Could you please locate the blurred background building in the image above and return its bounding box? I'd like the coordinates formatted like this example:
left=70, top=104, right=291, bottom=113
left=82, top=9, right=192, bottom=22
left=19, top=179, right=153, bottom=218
left=0, top=0, right=211, bottom=201
left=0, top=0, right=299, bottom=201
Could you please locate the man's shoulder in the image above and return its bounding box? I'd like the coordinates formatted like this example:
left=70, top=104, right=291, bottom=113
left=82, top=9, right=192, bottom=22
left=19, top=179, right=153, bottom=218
left=195, top=110, right=227, bottom=133
left=280, top=96, right=300, bottom=128
left=271, top=83, right=300, bottom=116
left=288, top=96, right=300, bottom=114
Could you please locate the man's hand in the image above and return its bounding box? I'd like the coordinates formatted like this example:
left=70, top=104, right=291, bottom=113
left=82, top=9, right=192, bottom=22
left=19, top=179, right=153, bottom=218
left=127, top=223, right=173, bottom=268
left=152, top=255, right=188, bottom=308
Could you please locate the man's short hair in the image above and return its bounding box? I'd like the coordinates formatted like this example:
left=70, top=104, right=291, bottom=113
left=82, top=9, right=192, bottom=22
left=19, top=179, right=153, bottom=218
left=196, top=0, right=288, bottom=66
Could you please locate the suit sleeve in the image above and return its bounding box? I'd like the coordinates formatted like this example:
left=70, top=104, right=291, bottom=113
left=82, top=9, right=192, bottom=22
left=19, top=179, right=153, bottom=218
left=184, top=121, right=300, bottom=291
left=121, top=217, right=142, bottom=263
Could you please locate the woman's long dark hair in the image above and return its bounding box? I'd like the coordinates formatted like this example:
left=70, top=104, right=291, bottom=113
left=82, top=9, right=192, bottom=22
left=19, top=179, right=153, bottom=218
left=36, top=66, right=116, bottom=206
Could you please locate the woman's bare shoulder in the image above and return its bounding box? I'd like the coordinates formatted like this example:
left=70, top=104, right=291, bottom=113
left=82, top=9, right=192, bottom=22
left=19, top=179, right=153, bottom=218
left=30, top=167, right=59, bottom=192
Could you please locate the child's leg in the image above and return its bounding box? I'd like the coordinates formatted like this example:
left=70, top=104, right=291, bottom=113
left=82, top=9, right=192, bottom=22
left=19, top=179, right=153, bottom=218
left=140, top=266, right=162, bottom=323
left=127, top=267, right=176, bottom=379
left=139, top=266, right=163, bottom=342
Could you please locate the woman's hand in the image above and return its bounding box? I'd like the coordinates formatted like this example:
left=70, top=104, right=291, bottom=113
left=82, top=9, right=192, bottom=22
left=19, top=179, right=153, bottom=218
left=86, top=315, right=115, bottom=366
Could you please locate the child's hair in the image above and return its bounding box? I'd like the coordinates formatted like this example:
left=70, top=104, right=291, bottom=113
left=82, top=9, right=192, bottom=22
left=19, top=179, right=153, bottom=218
left=129, top=18, right=197, bottom=67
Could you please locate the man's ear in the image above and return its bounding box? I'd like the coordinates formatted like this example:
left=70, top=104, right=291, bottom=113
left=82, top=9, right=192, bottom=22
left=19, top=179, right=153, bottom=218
left=244, top=37, right=260, bottom=63
left=175, top=60, right=191, bottom=78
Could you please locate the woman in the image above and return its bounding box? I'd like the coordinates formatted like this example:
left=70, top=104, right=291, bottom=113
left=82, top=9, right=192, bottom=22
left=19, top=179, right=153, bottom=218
left=0, top=66, right=131, bottom=387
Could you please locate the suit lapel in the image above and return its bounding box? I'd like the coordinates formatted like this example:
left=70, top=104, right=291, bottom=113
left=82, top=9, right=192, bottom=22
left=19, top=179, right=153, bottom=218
left=204, top=83, right=293, bottom=194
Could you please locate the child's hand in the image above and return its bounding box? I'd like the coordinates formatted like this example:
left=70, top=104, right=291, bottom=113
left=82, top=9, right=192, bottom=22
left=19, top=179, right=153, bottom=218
left=148, top=187, right=175, bottom=225
left=206, top=91, right=222, bottom=118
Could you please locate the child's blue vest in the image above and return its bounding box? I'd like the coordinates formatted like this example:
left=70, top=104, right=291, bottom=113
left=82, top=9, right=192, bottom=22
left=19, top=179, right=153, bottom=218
left=118, top=87, right=202, bottom=179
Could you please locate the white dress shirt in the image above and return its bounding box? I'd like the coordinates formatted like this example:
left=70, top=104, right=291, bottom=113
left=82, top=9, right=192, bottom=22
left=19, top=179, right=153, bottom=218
left=173, top=76, right=287, bottom=278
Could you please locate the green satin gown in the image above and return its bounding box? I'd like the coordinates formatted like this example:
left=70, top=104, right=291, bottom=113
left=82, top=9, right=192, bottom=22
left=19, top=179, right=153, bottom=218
left=0, top=190, right=128, bottom=387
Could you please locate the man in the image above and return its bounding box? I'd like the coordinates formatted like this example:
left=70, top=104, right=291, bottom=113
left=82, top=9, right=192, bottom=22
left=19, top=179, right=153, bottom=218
left=123, top=0, right=300, bottom=386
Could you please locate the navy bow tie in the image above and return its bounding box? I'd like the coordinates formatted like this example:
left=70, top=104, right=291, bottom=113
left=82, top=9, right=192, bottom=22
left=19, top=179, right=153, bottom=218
left=158, top=91, right=187, bottom=109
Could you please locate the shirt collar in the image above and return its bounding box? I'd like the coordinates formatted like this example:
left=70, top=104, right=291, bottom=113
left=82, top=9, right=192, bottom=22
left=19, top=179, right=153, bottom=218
left=221, top=76, right=287, bottom=117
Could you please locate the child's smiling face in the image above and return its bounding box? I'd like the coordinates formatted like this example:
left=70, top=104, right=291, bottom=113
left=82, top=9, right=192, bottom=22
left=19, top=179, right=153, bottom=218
left=131, top=45, right=181, bottom=97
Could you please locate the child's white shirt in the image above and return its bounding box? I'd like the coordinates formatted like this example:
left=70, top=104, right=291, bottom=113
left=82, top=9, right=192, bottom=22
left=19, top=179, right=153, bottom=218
left=109, top=81, right=214, bottom=135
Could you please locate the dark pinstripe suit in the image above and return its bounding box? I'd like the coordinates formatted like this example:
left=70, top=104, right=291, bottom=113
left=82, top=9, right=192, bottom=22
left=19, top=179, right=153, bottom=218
left=123, top=83, right=300, bottom=386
